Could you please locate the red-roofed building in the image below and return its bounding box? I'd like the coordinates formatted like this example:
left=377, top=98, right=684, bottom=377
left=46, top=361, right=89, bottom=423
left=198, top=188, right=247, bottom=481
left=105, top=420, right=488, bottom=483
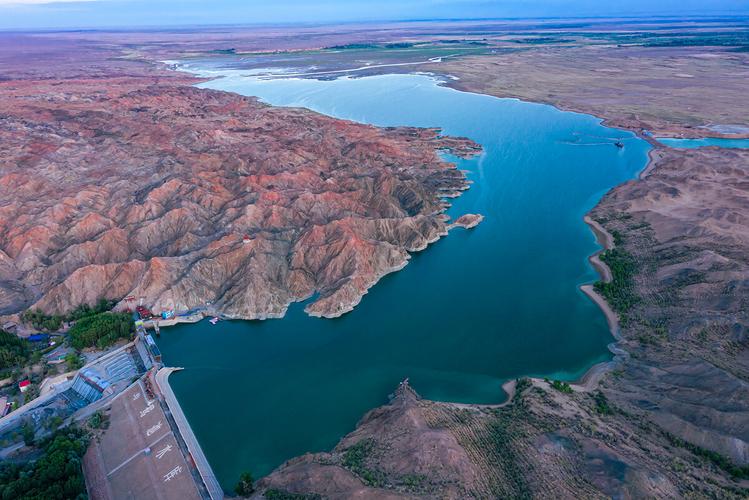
left=18, top=380, right=31, bottom=393
left=135, top=306, right=153, bottom=320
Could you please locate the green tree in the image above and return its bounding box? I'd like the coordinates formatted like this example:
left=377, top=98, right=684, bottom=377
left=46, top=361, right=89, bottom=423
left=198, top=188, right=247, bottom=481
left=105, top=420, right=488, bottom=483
left=0, top=329, right=29, bottom=370
left=68, top=312, right=134, bottom=350
left=30, top=350, right=42, bottom=364
left=21, top=309, right=62, bottom=332
left=234, top=471, right=255, bottom=497
left=88, top=411, right=108, bottom=430
left=0, top=427, right=89, bottom=499
left=21, top=422, right=35, bottom=446
left=65, top=352, right=84, bottom=371
left=21, top=297, right=119, bottom=330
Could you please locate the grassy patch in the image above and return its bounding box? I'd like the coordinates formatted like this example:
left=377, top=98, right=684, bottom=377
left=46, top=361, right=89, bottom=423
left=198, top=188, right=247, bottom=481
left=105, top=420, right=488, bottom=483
left=512, top=36, right=572, bottom=45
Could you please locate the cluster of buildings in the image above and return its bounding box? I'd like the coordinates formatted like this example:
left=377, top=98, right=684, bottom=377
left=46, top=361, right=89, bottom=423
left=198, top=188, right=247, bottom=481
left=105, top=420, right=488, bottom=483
left=0, top=338, right=150, bottom=449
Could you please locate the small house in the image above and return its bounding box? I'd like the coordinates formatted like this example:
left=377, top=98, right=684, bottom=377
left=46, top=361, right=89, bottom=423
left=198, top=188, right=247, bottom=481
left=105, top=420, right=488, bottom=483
left=18, top=380, right=31, bottom=393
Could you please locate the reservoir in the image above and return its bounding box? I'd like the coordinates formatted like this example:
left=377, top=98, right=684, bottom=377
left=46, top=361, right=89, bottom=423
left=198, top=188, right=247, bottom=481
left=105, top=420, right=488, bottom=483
left=155, top=70, right=651, bottom=490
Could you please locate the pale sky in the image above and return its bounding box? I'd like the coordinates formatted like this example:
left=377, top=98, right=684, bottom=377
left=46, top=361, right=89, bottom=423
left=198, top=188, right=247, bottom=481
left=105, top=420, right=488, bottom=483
left=1, top=0, right=747, bottom=30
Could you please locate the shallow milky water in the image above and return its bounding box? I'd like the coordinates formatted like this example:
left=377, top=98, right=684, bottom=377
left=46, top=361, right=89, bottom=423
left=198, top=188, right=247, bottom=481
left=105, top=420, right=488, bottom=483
left=656, top=137, right=749, bottom=149
left=155, top=71, right=651, bottom=489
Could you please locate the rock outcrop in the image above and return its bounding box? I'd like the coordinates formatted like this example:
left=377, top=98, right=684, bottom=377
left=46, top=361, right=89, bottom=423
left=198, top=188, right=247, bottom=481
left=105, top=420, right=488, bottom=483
left=448, top=213, right=483, bottom=229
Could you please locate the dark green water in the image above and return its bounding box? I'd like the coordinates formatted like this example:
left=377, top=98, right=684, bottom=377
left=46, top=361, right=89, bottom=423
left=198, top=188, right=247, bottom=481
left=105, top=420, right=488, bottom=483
left=155, top=73, right=651, bottom=490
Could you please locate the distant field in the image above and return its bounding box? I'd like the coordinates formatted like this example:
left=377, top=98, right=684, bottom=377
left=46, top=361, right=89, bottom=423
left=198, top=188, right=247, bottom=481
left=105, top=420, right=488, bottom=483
left=182, top=40, right=497, bottom=77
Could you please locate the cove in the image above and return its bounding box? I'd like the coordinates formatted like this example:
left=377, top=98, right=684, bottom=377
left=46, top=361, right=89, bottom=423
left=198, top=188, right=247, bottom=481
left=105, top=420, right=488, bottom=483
left=155, top=71, right=651, bottom=490
left=656, top=137, right=749, bottom=149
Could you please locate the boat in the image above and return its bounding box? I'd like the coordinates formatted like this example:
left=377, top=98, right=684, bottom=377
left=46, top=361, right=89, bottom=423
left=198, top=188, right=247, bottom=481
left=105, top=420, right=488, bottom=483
left=209, top=317, right=220, bottom=325
left=614, top=141, right=624, bottom=149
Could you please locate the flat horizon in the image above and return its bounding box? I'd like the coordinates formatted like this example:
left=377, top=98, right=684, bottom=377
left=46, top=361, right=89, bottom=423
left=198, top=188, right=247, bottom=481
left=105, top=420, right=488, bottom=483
left=2, top=0, right=748, bottom=30
left=2, top=14, right=748, bottom=33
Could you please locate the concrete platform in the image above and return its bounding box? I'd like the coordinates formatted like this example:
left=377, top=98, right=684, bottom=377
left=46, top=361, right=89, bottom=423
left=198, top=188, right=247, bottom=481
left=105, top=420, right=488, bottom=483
left=83, top=379, right=206, bottom=500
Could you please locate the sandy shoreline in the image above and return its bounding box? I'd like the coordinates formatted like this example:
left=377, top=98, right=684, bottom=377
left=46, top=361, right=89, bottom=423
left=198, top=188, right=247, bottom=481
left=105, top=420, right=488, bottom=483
left=478, top=211, right=627, bottom=399
left=569, top=214, right=625, bottom=392
left=444, top=379, right=517, bottom=410
left=463, top=210, right=628, bottom=400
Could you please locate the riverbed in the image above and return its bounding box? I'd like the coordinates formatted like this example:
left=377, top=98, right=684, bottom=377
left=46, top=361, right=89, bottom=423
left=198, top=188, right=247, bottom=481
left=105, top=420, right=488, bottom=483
left=155, top=70, right=651, bottom=489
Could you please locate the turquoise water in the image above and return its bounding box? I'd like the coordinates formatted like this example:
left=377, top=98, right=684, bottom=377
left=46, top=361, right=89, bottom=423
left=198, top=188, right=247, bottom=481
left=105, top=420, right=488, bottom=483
left=657, top=137, right=749, bottom=149
left=155, top=73, right=651, bottom=490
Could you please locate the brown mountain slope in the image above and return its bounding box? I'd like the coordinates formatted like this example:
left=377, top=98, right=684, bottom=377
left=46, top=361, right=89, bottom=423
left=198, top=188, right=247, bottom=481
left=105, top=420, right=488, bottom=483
left=253, top=380, right=744, bottom=499
left=0, top=76, right=478, bottom=318
left=589, top=147, right=749, bottom=466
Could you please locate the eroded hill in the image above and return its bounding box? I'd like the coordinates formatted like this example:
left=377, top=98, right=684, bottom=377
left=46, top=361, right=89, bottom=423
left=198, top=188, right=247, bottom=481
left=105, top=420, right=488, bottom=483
left=0, top=72, right=478, bottom=319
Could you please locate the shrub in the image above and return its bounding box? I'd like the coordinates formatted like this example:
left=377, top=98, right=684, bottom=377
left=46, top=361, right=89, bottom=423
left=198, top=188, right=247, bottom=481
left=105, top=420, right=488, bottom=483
left=548, top=379, right=573, bottom=394
left=593, top=391, right=613, bottom=415
left=342, top=439, right=383, bottom=486
left=234, top=471, right=255, bottom=497
left=265, top=489, right=321, bottom=500
left=665, top=432, right=749, bottom=479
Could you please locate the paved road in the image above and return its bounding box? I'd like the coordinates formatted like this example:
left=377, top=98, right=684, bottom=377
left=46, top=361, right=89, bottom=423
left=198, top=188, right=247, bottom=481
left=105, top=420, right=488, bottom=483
left=156, top=367, right=224, bottom=500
